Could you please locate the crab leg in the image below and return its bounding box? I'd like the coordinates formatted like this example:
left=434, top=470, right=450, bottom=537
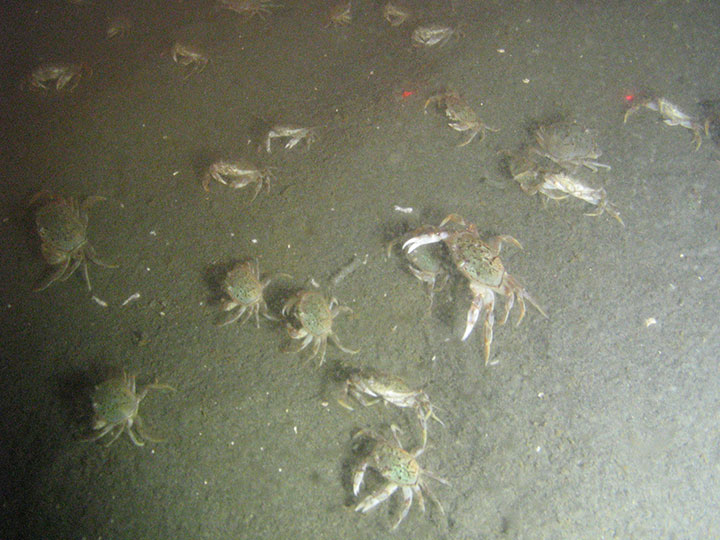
left=355, top=483, right=399, bottom=514
left=392, top=487, right=415, bottom=529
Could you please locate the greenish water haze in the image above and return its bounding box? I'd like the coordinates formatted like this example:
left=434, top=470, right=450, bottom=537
left=1, top=0, right=719, bottom=538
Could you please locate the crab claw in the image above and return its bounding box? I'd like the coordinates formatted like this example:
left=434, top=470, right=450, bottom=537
left=402, top=231, right=449, bottom=253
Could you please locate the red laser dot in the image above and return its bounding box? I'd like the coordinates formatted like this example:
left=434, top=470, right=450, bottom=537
left=625, top=94, right=634, bottom=102
left=401, top=90, right=414, bottom=98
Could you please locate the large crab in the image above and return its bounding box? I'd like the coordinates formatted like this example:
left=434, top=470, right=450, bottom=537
left=352, top=426, right=449, bottom=529
left=30, top=191, right=117, bottom=291
left=403, top=214, right=546, bottom=364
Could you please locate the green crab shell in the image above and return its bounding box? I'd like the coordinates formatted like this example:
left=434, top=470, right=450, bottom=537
left=447, top=232, right=504, bottom=287
left=357, top=369, right=414, bottom=397
left=295, top=292, right=333, bottom=336
left=224, top=264, right=263, bottom=305
left=373, top=443, right=421, bottom=486
left=91, top=378, right=139, bottom=426
left=35, top=201, right=87, bottom=254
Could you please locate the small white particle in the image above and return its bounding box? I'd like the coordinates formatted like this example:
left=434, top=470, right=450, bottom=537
left=644, top=317, right=657, bottom=327
left=393, top=205, right=413, bottom=213
left=497, top=48, right=505, bottom=53
left=172, top=171, right=180, bottom=176
left=149, top=230, right=157, bottom=236
left=121, top=292, right=141, bottom=306
left=321, top=401, right=329, bottom=407
left=91, top=295, right=108, bottom=307
left=536, top=446, right=542, bottom=452
left=278, top=468, right=283, bottom=472
left=538, top=392, right=545, bottom=398
left=293, top=426, right=298, bottom=434
left=251, top=238, right=258, bottom=244
left=522, top=78, right=530, bottom=84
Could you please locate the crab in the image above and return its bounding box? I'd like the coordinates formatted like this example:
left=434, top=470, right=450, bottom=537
left=170, top=42, right=208, bottom=78
left=282, top=290, right=358, bottom=365
left=411, top=24, right=459, bottom=47
left=624, top=92, right=704, bottom=151
left=382, top=1, right=410, bottom=26
left=265, top=125, right=317, bottom=152
left=216, top=260, right=274, bottom=327
left=505, top=152, right=623, bottom=225
left=24, top=63, right=89, bottom=92
left=532, top=172, right=623, bottom=225
left=106, top=15, right=132, bottom=38
left=424, top=91, right=497, bottom=147
left=202, top=159, right=273, bottom=201
left=30, top=191, right=117, bottom=292
left=85, top=372, right=174, bottom=447
left=352, top=426, right=449, bottom=530
left=388, top=226, right=449, bottom=311
left=533, top=121, right=611, bottom=172
left=217, top=0, right=278, bottom=18
left=327, top=0, right=352, bottom=26
left=338, top=367, right=444, bottom=449
left=403, top=214, right=546, bottom=364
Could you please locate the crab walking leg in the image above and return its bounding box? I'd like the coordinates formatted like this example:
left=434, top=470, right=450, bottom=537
left=392, top=487, right=416, bottom=529
left=462, top=285, right=494, bottom=342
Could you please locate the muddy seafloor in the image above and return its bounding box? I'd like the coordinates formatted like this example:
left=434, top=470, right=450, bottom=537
left=1, top=1, right=719, bottom=538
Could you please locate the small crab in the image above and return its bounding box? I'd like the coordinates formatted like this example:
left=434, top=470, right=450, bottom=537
left=170, top=42, right=208, bottom=78
left=282, top=290, right=358, bottom=365
left=106, top=15, right=132, bottom=38
left=411, top=24, right=459, bottom=47
left=624, top=92, right=704, bottom=151
left=533, top=121, right=611, bottom=172
left=327, top=0, right=352, bottom=26
left=85, top=372, right=174, bottom=447
left=403, top=214, right=546, bottom=364
left=382, top=1, right=410, bottom=26
left=338, top=367, right=444, bottom=449
left=24, top=63, right=90, bottom=92
left=424, top=91, right=497, bottom=147
left=505, top=152, right=623, bottom=225
left=30, top=191, right=117, bottom=292
left=265, top=125, right=317, bottom=152
left=202, top=159, right=273, bottom=201
left=534, top=172, right=623, bottom=225
left=388, top=226, right=449, bottom=311
left=217, top=260, right=274, bottom=327
left=218, top=0, right=278, bottom=18
left=352, top=426, right=449, bottom=530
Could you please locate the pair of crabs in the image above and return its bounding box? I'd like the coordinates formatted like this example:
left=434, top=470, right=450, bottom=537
left=216, top=260, right=358, bottom=366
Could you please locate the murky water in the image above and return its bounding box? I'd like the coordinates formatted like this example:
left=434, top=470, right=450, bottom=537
left=2, top=1, right=719, bottom=538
